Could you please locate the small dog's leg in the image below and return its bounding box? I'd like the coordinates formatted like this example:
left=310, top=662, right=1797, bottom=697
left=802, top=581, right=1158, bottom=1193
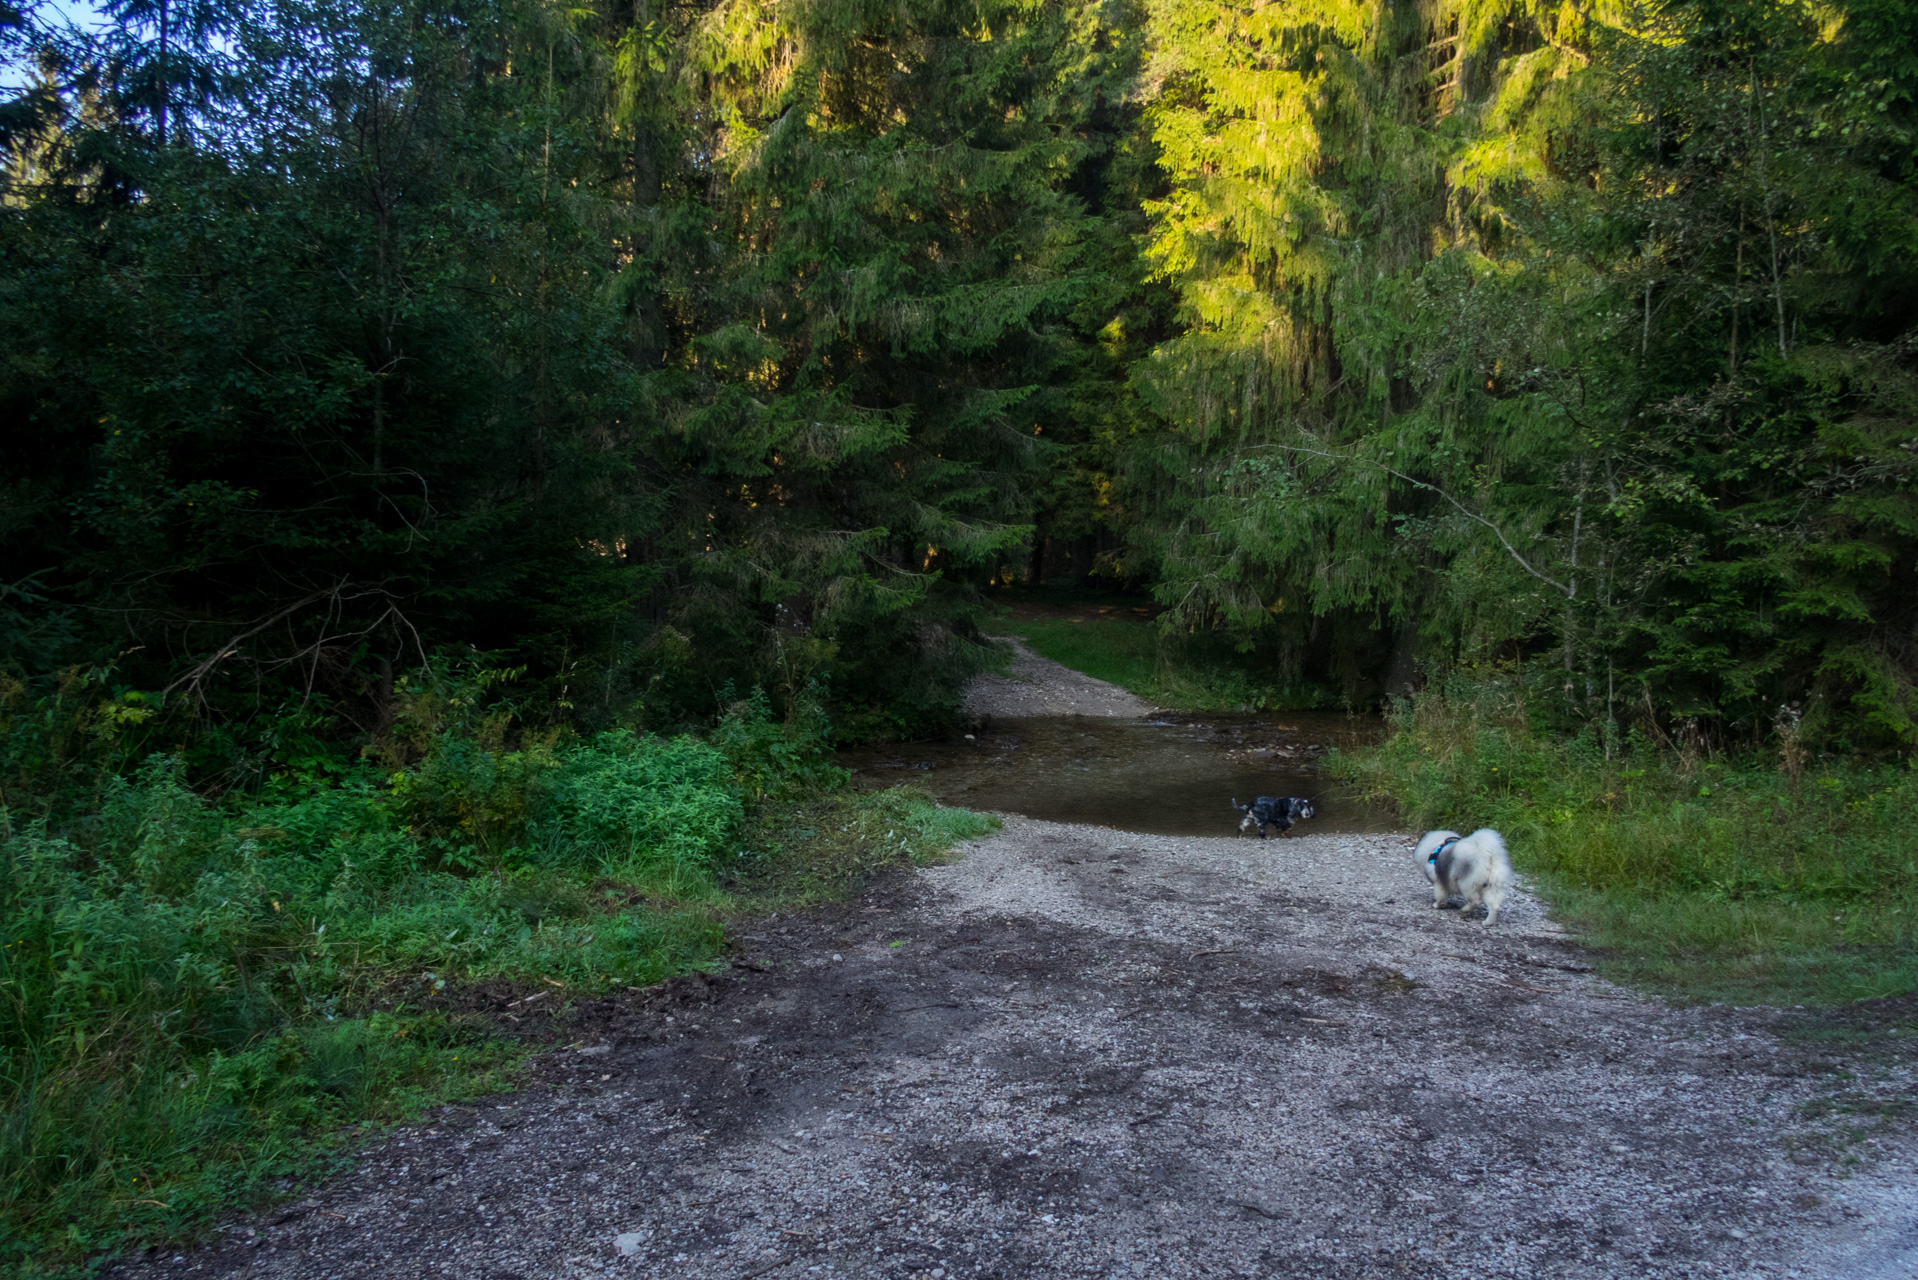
left=1483, top=885, right=1506, bottom=926
left=1432, top=883, right=1449, bottom=910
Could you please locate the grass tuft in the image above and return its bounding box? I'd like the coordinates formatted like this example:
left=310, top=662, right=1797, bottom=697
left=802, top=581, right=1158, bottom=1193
left=730, top=785, right=999, bottom=902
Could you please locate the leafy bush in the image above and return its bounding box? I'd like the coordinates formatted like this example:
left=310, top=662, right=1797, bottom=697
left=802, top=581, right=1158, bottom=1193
left=388, top=733, right=558, bottom=873
left=388, top=724, right=745, bottom=888
left=0, top=763, right=513, bottom=1270
left=0, top=682, right=999, bottom=1273
left=709, top=686, right=849, bottom=802
left=538, top=730, right=741, bottom=886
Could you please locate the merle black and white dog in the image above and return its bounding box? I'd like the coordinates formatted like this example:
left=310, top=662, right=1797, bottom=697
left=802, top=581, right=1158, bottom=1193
left=1232, top=795, right=1314, bottom=839
left=1416, top=828, right=1512, bottom=924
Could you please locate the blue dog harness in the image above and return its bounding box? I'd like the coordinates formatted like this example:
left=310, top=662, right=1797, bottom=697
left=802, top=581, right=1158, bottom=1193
left=1427, top=836, right=1460, bottom=867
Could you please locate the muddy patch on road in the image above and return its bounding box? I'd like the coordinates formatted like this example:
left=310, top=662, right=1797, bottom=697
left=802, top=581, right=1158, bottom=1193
left=112, top=822, right=1918, bottom=1280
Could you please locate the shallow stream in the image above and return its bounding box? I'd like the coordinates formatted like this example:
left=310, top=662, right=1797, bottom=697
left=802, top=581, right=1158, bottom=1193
left=840, top=712, right=1401, bottom=837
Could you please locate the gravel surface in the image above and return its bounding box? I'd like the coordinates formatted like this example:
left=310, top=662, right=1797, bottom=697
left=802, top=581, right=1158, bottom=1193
left=962, top=637, right=1156, bottom=719
left=111, top=821, right=1918, bottom=1280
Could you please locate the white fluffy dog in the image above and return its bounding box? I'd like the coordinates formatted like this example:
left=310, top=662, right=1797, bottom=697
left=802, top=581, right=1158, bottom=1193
left=1416, top=828, right=1512, bottom=925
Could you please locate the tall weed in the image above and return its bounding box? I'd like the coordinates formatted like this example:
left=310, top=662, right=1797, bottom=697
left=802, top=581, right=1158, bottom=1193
left=0, top=738, right=733, bottom=1270
left=710, top=686, right=849, bottom=801
left=539, top=731, right=740, bottom=888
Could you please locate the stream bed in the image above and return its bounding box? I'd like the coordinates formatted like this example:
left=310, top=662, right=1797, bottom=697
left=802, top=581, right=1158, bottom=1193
left=840, top=711, right=1401, bottom=837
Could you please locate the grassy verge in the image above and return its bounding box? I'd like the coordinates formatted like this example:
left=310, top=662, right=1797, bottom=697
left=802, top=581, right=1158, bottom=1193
left=0, top=696, right=990, bottom=1277
left=1332, top=682, right=1918, bottom=1006
left=987, top=601, right=1335, bottom=712
left=733, top=785, right=997, bottom=903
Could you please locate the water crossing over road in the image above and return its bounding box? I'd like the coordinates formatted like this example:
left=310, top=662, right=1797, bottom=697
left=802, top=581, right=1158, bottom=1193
left=840, top=711, right=1400, bottom=837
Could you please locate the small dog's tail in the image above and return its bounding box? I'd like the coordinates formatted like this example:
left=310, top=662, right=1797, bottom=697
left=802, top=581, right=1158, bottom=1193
left=1465, top=828, right=1513, bottom=925
left=1230, top=797, right=1247, bottom=812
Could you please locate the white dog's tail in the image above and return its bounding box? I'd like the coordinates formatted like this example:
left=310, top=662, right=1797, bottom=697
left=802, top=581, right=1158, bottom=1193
left=1464, top=828, right=1512, bottom=925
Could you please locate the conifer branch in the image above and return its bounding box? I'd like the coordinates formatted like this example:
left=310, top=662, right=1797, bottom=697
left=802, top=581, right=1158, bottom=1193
left=1265, top=444, right=1575, bottom=598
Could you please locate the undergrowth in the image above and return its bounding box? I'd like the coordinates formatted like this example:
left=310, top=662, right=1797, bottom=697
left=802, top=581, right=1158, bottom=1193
left=1334, top=677, right=1918, bottom=1006
left=0, top=681, right=987, bottom=1276
left=733, top=785, right=998, bottom=901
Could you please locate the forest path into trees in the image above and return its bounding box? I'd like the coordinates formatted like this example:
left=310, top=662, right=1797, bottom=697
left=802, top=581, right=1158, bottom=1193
left=113, top=821, right=1918, bottom=1280
left=959, top=634, right=1157, bottom=720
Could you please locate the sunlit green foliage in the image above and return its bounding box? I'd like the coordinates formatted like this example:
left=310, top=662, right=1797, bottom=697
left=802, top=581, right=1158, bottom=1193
left=1126, top=0, right=1595, bottom=671
left=621, top=0, right=1155, bottom=727
left=9, top=0, right=1908, bottom=746
left=1122, top=0, right=1918, bottom=746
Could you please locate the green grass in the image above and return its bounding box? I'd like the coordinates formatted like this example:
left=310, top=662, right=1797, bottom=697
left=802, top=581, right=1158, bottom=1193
left=1332, top=681, right=1918, bottom=1006
left=990, top=611, right=1334, bottom=712
left=732, top=785, right=999, bottom=901
left=0, top=702, right=991, bottom=1276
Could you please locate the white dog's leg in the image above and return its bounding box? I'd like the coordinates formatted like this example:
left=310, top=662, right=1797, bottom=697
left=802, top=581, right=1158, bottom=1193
left=1433, top=882, right=1449, bottom=910
left=1483, top=882, right=1506, bottom=926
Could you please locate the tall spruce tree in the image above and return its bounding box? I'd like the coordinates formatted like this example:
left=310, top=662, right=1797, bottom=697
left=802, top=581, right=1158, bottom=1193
left=1118, top=0, right=1918, bottom=744
left=1, top=0, right=664, bottom=769
left=623, top=0, right=1148, bottom=728
left=1561, top=0, right=1918, bottom=744
left=1123, top=0, right=1593, bottom=695
left=4, top=0, right=1912, bottom=753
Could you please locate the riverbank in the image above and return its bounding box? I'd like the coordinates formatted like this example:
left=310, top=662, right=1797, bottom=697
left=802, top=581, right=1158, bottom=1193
left=985, top=595, right=1335, bottom=712
left=960, top=634, right=1156, bottom=719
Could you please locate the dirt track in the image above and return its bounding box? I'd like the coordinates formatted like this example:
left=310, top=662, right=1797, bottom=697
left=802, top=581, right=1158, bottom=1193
left=110, top=649, right=1918, bottom=1280
left=114, top=821, right=1918, bottom=1280
left=961, top=636, right=1156, bottom=719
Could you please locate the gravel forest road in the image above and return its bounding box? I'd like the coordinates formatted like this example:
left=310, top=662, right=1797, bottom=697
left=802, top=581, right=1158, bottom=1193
left=959, top=635, right=1157, bottom=720
left=111, top=649, right=1918, bottom=1280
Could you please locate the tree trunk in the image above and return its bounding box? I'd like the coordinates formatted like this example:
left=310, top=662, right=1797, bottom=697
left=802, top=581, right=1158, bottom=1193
left=1384, top=621, right=1420, bottom=700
